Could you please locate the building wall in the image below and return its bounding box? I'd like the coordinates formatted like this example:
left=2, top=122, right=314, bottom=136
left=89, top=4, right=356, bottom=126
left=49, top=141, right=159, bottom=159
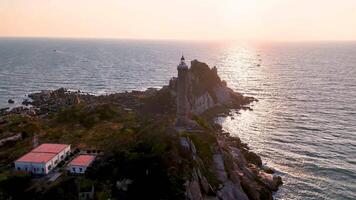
left=53, top=146, right=71, bottom=165
left=45, top=146, right=71, bottom=173
left=67, top=165, right=88, bottom=174
left=15, top=162, right=47, bottom=174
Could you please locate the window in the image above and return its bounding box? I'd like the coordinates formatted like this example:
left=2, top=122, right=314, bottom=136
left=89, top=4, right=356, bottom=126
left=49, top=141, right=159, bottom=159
left=42, top=168, right=45, bottom=173
left=48, top=165, right=52, bottom=170
left=72, top=167, right=76, bottom=172
left=60, top=155, right=63, bottom=159
left=17, top=167, right=20, bottom=170
left=79, top=168, right=83, bottom=172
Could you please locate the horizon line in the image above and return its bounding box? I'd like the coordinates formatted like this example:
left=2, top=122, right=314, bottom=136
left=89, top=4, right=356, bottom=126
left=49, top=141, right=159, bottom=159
left=0, top=36, right=355, bottom=43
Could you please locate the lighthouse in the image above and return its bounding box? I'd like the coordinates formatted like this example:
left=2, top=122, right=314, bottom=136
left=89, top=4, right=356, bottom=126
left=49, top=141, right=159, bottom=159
left=176, top=55, right=189, bottom=127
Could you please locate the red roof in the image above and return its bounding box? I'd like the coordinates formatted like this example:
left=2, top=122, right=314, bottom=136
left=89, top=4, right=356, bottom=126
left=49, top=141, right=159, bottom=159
left=16, top=152, right=56, bottom=163
left=68, top=155, right=95, bottom=167
left=32, top=143, right=69, bottom=154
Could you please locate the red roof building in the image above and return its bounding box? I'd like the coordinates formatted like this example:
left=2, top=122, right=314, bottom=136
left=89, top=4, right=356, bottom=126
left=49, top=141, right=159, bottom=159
left=67, top=155, right=95, bottom=174
left=14, top=143, right=71, bottom=174
left=32, top=143, right=70, bottom=154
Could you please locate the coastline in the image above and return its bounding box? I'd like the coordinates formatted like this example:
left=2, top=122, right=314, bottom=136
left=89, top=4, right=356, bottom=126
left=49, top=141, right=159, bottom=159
left=0, top=60, right=282, bottom=199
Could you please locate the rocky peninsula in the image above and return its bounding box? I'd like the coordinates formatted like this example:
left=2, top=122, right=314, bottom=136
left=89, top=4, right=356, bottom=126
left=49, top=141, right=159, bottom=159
left=0, top=60, right=282, bottom=200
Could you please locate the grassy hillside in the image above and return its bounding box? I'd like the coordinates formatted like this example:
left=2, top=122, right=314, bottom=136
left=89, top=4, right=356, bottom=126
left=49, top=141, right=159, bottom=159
left=0, top=102, right=194, bottom=199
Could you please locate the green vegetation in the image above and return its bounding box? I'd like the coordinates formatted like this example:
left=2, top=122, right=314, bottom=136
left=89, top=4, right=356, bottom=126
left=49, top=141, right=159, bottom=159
left=141, top=88, right=176, bottom=114
left=0, top=172, right=31, bottom=199
left=0, top=114, right=41, bottom=138
left=0, top=103, right=187, bottom=199
left=181, top=130, right=221, bottom=190
left=56, top=103, right=122, bottom=128
left=83, top=116, right=185, bottom=199
left=180, top=116, right=222, bottom=190
left=0, top=102, right=227, bottom=199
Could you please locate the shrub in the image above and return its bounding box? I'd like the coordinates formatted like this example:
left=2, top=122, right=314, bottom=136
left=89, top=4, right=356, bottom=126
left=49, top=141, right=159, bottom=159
left=0, top=172, right=31, bottom=199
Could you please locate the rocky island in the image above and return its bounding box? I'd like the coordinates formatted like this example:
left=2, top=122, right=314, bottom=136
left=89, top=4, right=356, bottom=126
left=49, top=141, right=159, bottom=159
left=0, top=58, right=282, bottom=200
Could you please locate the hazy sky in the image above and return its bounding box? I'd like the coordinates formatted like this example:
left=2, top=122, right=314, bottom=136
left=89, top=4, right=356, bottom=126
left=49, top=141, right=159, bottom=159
left=0, top=0, right=356, bottom=41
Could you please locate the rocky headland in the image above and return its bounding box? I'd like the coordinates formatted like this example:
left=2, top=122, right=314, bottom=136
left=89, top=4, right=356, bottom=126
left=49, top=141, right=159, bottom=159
left=0, top=60, right=281, bottom=200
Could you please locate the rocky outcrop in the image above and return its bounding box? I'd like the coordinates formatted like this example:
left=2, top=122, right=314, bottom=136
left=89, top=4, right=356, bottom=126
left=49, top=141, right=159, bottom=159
left=191, top=92, right=215, bottom=114
left=168, top=60, right=255, bottom=115
left=182, top=129, right=282, bottom=200
left=19, top=88, right=150, bottom=116
left=0, top=106, right=37, bottom=116
left=213, top=153, right=249, bottom=200
left=0, top=108, right=9, bottom=116
left=7, top=60, right=253, bottom=118
left=24, top=88, right=91, bottom=115
left=173, top=61, right=281, bottom=200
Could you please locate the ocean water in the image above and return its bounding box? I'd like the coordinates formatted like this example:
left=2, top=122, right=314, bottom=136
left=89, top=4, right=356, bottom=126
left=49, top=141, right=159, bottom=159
left=0, top=38, right=355, bottom=199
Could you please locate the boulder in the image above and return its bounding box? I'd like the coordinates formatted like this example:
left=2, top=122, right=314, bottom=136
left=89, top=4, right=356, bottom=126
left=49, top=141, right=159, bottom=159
left=243, top=151, right=262, bottom=167
left=262, top=165, right=275, bottom=174
left=217, top=181, right=249, bottom=200
left=258, top=172, right=283, bottom=191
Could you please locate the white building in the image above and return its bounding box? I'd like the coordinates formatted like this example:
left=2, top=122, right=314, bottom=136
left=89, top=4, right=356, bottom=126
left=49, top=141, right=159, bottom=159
left=67, top=155, right=95, bottom=174
left=14, top=143, right=71, bottom=174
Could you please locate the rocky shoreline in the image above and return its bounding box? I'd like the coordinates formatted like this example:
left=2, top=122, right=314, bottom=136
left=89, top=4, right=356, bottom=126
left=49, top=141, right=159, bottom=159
left=0, top=60, right=282, bottom=200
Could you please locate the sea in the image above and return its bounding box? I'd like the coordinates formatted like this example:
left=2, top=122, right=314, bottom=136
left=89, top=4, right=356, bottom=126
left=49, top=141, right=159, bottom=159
left=0, top=38, right=355, bottom=200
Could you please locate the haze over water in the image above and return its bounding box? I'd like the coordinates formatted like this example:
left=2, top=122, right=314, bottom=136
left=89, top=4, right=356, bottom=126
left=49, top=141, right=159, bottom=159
left=0, top=38, right=355, bottom=199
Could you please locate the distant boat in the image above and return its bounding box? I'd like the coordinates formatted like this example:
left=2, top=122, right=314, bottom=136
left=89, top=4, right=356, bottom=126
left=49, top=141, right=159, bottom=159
left=257, top=64, right=261, bottom=66
left=53, top=49, right=57, bottom=52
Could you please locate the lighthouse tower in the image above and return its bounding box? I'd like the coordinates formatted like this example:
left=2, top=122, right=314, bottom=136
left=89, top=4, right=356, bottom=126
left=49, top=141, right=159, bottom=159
left=176, top=55, right=189, bottom=127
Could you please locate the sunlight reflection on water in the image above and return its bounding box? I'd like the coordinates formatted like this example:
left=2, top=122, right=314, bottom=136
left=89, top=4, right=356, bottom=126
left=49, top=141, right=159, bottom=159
left=216, top=42, right=356, bottom=200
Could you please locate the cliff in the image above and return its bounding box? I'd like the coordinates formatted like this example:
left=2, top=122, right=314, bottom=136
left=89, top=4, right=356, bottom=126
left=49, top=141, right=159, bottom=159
left=172, top=61, right=282, bottom=200
left=181, top=126, right=282, bottom=200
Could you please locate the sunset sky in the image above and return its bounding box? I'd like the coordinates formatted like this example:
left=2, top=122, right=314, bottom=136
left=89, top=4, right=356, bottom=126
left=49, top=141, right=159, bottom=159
left=0, top=0, right=356, bottom=41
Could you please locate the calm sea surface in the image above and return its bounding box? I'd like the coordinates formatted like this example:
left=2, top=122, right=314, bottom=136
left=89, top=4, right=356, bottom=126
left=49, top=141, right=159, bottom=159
left=0, top=38, right=355, bottom=199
